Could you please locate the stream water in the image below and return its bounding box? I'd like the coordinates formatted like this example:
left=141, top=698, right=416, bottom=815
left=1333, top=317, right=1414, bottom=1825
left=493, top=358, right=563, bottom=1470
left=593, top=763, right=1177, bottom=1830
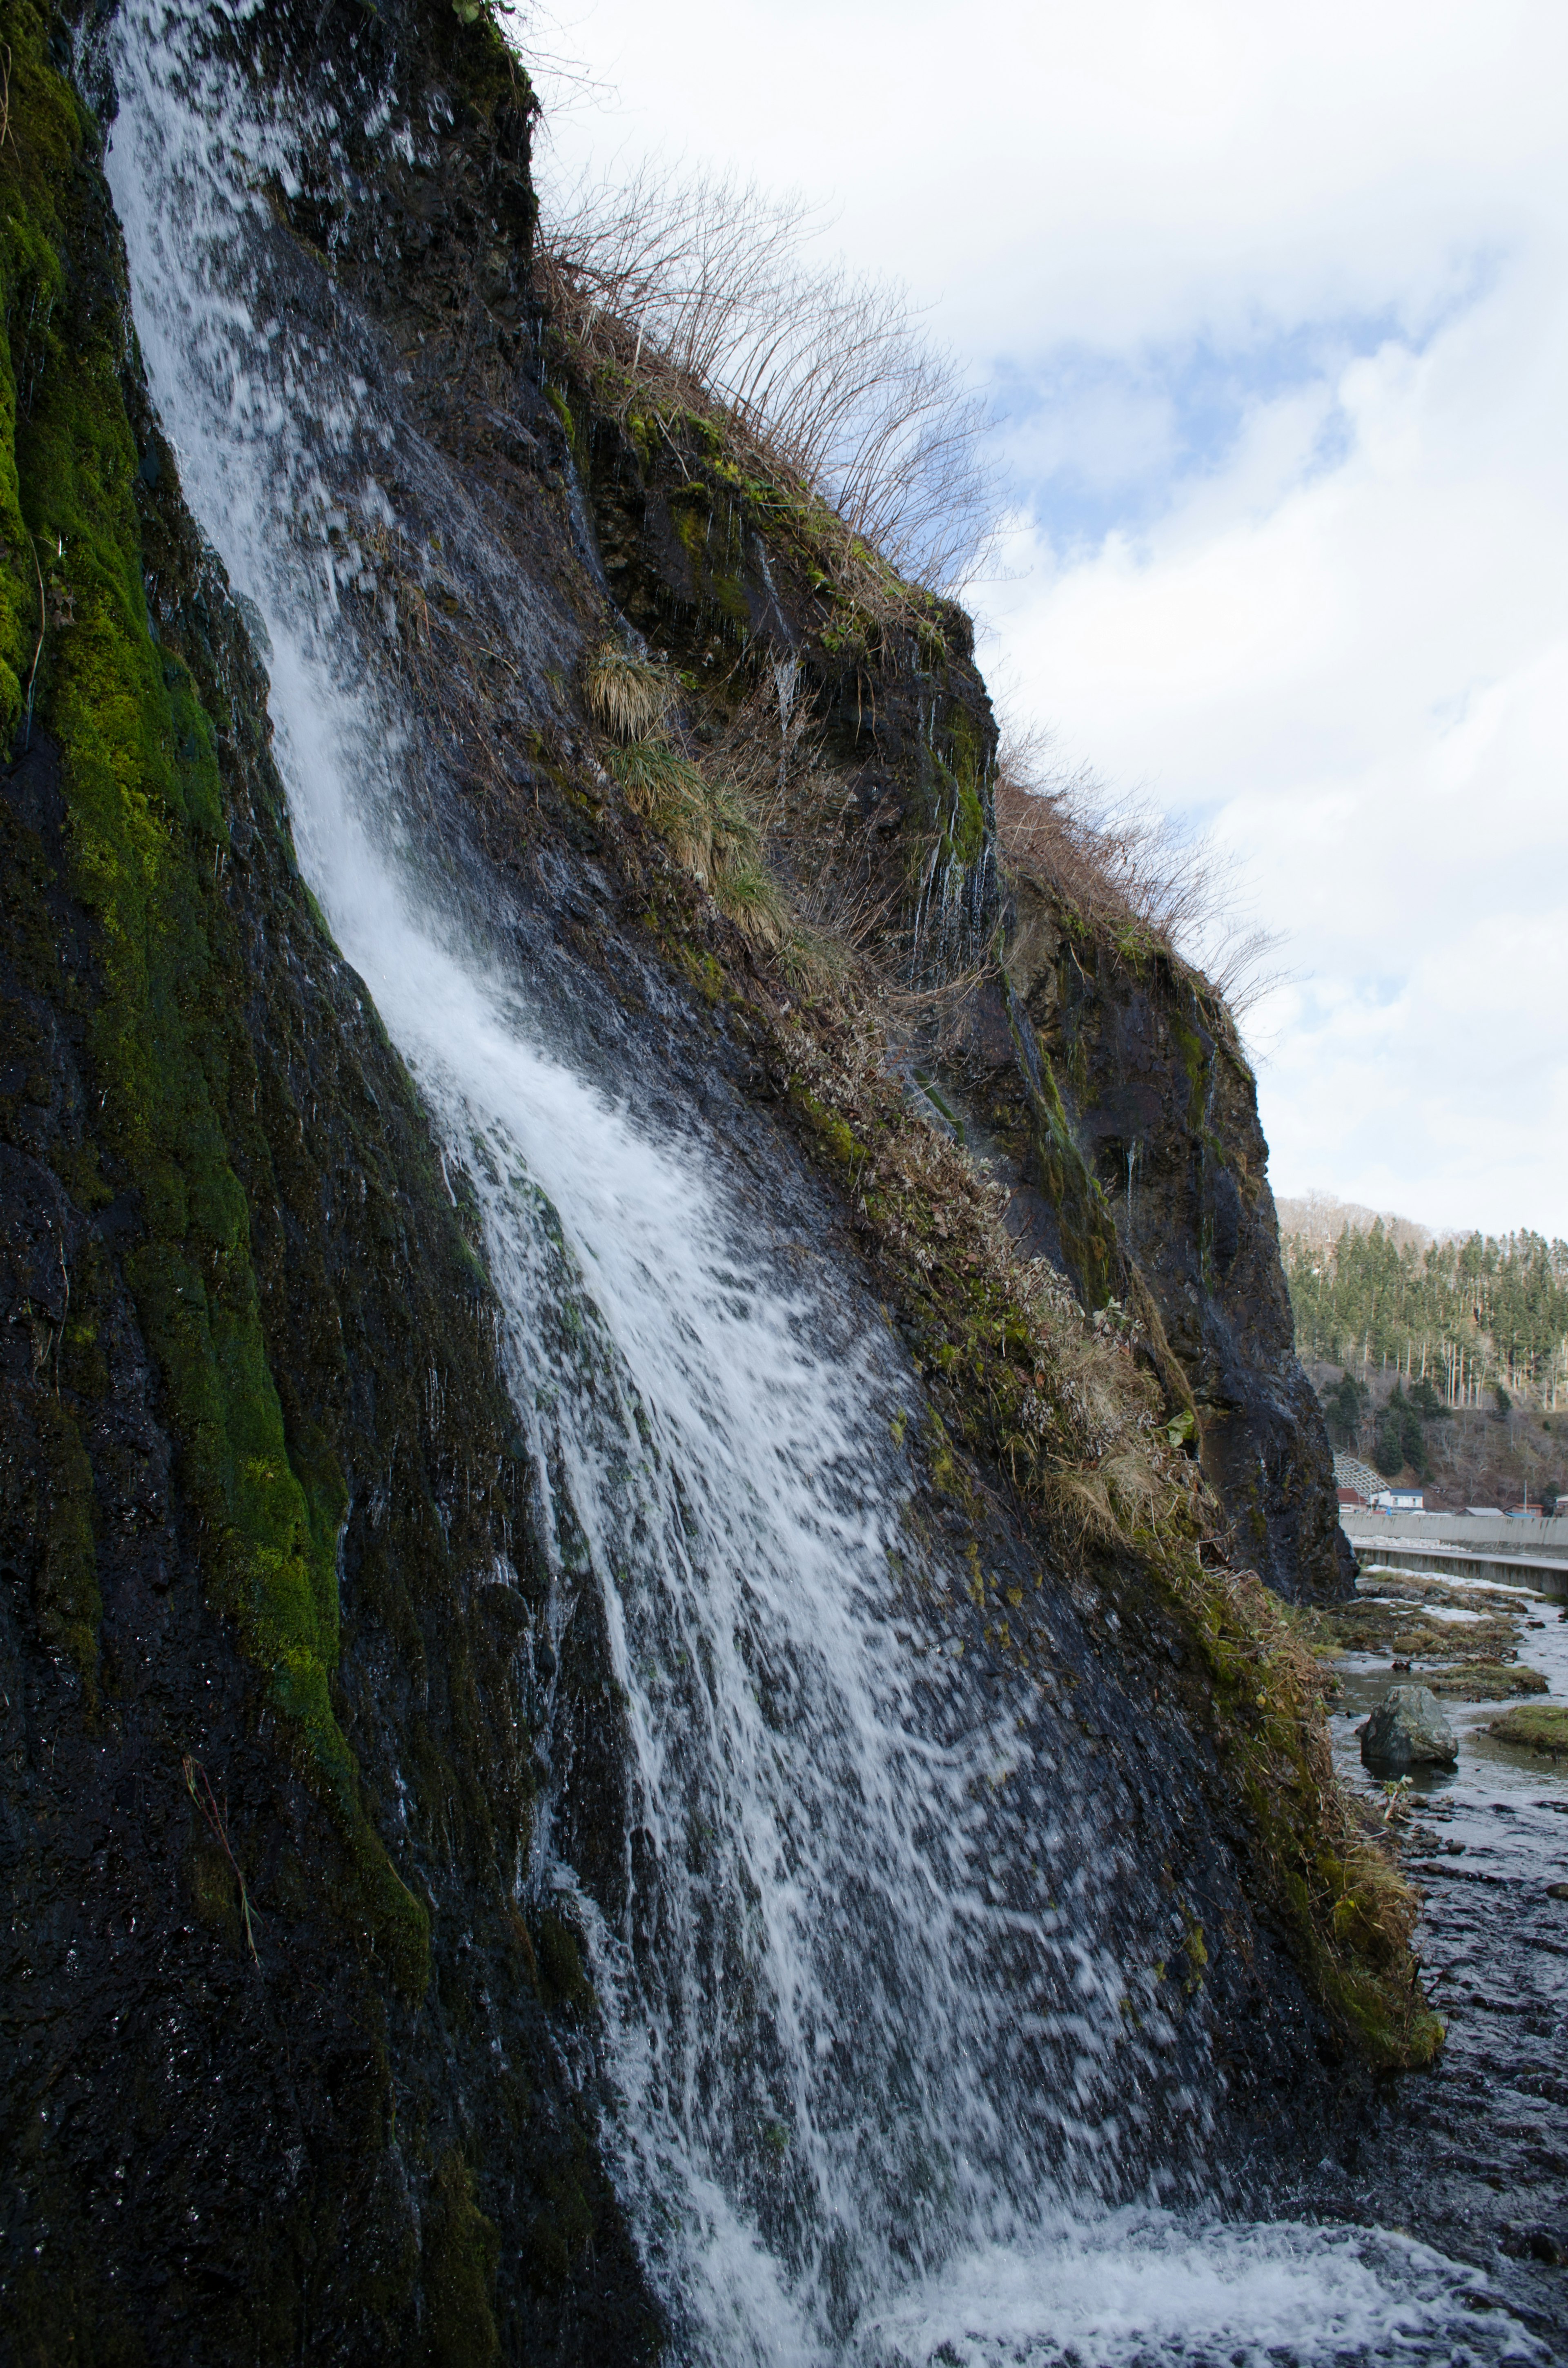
left=96, top=5, right=1554, bottom=2357
left=1302, top=1569, right=1568, bottom=2349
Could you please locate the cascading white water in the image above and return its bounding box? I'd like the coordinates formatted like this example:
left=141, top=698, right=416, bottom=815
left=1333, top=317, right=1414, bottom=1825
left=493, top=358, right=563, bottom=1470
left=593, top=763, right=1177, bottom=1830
left=99, top=10, right=1534, bottom=2359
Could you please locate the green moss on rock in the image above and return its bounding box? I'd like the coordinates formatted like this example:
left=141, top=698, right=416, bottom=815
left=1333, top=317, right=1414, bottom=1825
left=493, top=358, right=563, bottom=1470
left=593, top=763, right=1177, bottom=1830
left=0, top=0, right=426, bottom=1991
left=423, top=2150, right=501, bottom=2368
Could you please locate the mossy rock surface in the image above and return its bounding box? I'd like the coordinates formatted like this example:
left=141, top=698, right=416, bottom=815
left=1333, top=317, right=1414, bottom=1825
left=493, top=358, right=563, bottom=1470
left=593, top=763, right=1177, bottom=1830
left=0, top=2, right=659, bottom=2357
left=1487, top=1703, right=1568, bottom=1754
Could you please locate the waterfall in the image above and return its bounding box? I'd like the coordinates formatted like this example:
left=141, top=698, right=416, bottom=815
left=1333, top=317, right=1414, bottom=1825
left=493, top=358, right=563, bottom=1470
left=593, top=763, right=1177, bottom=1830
left=98, top=9, right=1523, bottom=2359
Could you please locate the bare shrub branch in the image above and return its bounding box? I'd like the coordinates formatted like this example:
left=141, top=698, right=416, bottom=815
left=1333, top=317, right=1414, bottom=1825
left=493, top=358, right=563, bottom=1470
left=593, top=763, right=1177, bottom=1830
left=994, top=724, right=1290, bottom=1022
left=536, top=159, right=1000, bottom=593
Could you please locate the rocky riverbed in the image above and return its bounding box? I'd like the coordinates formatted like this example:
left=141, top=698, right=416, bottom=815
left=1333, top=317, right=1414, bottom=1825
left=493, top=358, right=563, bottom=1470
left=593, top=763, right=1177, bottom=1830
left=1291, top=1565, right=1568, bottom=2352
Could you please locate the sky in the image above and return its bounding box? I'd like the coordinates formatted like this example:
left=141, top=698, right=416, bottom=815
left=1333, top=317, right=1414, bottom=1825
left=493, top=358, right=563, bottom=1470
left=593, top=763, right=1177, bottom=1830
left=522, top=0, right=1568, bottom=1240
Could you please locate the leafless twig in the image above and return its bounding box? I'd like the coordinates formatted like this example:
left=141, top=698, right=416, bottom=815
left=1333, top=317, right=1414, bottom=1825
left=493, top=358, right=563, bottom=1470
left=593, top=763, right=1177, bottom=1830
left=536, top=160, right=1000, bottom=595
left=182, top=1755, right=260, bottom=1965
left=23, top=531, right=45, bottom=749
left=995, top=725, right=1290, bottom=1021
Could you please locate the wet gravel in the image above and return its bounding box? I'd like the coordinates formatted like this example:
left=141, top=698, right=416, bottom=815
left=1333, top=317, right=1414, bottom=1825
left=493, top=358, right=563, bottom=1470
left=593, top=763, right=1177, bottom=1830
left=1301, top=1570, right=1568, bottom=2354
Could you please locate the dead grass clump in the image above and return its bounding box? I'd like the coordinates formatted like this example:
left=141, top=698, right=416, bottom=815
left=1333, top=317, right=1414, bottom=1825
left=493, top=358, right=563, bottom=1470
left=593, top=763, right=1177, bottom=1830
left=635, top=666, right=899, bottom=983
left=698, top=667, right=808, bottom=833
left=607, top=740, right=705, bottom=821
left=608, top=737, right=791, bottom=931
left=585, top=643, right=674, bottom=742
left=1332, top=1811, right=1424, bottom=1968
left=609, top=740, right=712, bottom=875
left=706, top=779, right=762, bottom=866
left=782, top=923, right=854, bottom=998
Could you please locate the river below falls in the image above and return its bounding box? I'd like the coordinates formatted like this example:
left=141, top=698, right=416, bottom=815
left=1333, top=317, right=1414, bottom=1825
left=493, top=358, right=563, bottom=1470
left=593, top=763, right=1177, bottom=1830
left=1289, top=1565, right=1568, bottom=2354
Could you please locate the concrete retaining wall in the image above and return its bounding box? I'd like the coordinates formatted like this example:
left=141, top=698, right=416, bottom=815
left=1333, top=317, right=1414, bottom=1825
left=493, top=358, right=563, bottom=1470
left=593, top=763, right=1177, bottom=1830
left=1340, top=1531, right=1568, bottom=1600
left=1341, top=1512, right=1568, bottom=1560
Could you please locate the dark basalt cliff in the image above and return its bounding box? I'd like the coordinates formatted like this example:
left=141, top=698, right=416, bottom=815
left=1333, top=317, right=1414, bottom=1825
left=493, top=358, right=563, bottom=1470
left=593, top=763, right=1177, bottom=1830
left=0, top=1, right=1406, bottom=2360
left=1000, top=882, right=1353, bottom=1605
left=0, top=9, right=656, bottom=2355
left=565, top=367, right=1348, bottom=1609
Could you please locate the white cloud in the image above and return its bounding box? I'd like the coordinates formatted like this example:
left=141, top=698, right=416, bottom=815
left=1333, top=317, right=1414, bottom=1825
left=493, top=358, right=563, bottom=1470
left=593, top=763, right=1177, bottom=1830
left=522, top=0, right=1568, bottom=1236
left=980, top=244, right=1568, bottom=1235
left=991, top=374, right=1179, bottom=506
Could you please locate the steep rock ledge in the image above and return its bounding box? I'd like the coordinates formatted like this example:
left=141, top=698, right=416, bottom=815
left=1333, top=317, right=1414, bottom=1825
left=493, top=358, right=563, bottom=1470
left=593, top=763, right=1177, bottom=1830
left=999, top=880, right=1352, bottom=1605
left=221, top=0, right=1424, bottom=2080
left=540, top=358, right=1347, bottom=1607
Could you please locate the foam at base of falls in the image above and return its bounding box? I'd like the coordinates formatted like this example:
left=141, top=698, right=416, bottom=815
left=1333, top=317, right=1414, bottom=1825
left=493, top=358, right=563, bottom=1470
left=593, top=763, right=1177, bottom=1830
left=855, top=2216, right=1543, bottom=2368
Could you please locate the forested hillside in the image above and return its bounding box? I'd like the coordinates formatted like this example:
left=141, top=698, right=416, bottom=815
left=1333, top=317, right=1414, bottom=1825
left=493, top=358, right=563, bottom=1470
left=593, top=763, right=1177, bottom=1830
left=1283, top=1221, right=1568, bottom=1410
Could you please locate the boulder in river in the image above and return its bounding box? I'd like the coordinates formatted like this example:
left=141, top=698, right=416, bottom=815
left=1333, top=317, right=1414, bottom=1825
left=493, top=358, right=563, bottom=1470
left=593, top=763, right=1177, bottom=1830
left=1360, top=1685, right=1459, bottom=1770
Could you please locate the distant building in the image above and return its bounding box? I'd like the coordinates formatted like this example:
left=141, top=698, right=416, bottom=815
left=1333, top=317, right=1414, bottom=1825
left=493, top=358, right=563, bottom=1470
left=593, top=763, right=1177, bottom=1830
left=1464, top=1506, right=1504, bottom=1517
left=1332, top=1450, right=1385, bottom=1503
left=1372, top=1487, right=1424, bottom=1512
left=1336, top=1486, right=1365, bottom=1507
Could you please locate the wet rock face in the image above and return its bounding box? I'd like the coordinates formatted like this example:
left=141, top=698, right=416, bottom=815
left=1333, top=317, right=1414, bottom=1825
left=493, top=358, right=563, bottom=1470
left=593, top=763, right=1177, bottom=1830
left=0, top=737, right=656, bottom=2359
left=1361, top=1686, right=1460, bottom=1770
left=1002, top=880, right=1352, bottom=1605
left=244, top=0, right=538, bottom=361
left=0, top=18, right=659, bottom=2357
left=551, top=303, right=1345, bottom=1616
left=233, top=0, right=1343, bottom=1629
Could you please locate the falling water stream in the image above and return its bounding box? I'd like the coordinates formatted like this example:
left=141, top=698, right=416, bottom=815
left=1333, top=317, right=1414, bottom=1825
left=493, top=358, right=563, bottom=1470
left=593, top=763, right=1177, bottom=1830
left=97, top=9, right=1539, bottom=2359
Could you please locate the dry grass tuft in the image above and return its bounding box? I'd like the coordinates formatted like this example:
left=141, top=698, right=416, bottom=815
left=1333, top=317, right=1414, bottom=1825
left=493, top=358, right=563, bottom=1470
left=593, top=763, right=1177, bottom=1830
left=782, top=923, right=855, bottom=997
left=706, top=779, right=762, bottom=867
left=608, top=737, right=788, bottom=932
left=714, top=854, right=789, bottom=948
left=585, top=643, right=674, bottom=743
left=607, top=739, right=706, bottom=820
left=608, top=740, right=712, bottom=876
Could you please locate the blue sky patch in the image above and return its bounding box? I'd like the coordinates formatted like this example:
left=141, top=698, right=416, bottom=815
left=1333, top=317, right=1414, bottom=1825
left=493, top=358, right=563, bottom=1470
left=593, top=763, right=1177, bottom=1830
left=985, top=294, right=1471, bottom=553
